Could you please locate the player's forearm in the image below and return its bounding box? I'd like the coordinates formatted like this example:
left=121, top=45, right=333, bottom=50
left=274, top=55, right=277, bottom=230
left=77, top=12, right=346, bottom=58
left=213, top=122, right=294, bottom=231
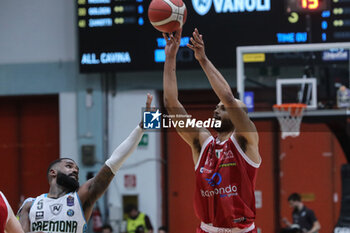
left=198, top=57, right=235, bottom=105
left=18, top=214, right=30, bottom=232
left=87, top=126, right=144, bottom=203
left=163, top=57, right=180, bottom=107
left=106, top=125, right=143, bottom=174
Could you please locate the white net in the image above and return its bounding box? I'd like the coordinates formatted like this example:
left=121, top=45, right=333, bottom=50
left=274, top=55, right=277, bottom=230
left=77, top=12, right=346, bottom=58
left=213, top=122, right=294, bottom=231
left=273, top=104, right=307, bottom=139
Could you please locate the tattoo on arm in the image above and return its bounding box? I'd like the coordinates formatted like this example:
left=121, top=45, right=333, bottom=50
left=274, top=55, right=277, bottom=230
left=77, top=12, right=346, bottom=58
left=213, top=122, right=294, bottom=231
left=84, top=165, right=114, bottom=208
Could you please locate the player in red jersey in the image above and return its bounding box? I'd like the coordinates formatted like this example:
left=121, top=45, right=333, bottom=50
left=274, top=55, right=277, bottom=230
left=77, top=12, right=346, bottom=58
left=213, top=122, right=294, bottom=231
left=0, top=191, right=24, bottom=233
left=163, top=28, right=261, bottom=233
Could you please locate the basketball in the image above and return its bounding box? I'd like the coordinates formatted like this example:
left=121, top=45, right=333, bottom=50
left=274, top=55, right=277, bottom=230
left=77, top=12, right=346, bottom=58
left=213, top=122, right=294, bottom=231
left=148, top=0, right=187, bottom=33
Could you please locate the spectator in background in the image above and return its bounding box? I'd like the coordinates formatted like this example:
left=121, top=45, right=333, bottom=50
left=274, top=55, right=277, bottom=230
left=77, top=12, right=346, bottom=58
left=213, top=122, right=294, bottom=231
left=282, top=193, right=321, bottom=233
left=125, top=204, right=153, bottom=233
left=101, top=224, right=113, bottom=233
left=337, top=85, right=350, bottom=108
left=158, top=226, right=168, bottom=233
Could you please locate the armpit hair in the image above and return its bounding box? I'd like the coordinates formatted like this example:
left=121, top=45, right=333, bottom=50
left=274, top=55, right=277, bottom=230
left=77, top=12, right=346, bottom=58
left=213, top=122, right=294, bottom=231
left=193, top=138, right=201, bottom=153
left=236, top=135, right=247, bottom=153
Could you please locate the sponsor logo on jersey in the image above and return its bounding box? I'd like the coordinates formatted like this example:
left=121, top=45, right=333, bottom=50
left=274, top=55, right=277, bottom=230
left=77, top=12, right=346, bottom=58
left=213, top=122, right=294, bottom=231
left=37, top=199, right=43, bottom=210
left=32, top=220, right=78, bottom=233
left=219, top=162, right=236, bottom=168
left=222, top=150, right=234, bottom=160
left=35, top=211, right=44, bottom=220
left=200, top=184, right=238, bottom=198
left=50, top=204, right=63, bottom=215
left=67, top=209, right=75, bottom=217
left=67, top=195, right=74, bottom=207
left=205, top=172, right=222, bottom=187
left=200, top=167, right=212, bottom=174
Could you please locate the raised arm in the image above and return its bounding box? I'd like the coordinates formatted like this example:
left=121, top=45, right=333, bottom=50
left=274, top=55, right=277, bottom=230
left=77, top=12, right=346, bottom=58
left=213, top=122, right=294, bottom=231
left=188, top=28, right=260, bottom=163
left=78, top=94, right=153, bottom=221
left=163, top=29, right=210, bottom=164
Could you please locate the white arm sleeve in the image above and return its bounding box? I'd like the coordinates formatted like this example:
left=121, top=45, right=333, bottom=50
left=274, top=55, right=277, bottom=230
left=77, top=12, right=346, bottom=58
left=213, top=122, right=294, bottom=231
left=105, top=125, right=144, bottom=174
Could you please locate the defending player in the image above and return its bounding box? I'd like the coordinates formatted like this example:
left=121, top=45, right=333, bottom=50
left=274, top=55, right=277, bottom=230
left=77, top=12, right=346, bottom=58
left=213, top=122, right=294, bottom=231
left=163, top=28, right=261, bottom=232
left=0, top=191, right=24, bottom=233
left=18, top=94, right=154, bottom=233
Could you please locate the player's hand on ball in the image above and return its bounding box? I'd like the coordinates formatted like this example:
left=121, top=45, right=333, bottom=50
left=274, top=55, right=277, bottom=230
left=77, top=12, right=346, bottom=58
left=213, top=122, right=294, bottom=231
left=163, top=28, right=182, bottom=58
left=187, top=28, right=207, bottom=62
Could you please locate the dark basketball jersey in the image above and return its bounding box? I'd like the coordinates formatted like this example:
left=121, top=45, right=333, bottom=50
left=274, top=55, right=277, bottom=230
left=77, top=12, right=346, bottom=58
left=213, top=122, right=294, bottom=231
left=0, top=192, right=9, bottom=233
left=194, top=134, right=260, bottom=229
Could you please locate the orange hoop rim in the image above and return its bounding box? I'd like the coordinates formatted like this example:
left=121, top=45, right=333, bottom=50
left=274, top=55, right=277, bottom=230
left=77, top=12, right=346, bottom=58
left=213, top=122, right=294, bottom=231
left=273, top=103, right=307, bottom=117
left=273, top=103, right=307, bottom=109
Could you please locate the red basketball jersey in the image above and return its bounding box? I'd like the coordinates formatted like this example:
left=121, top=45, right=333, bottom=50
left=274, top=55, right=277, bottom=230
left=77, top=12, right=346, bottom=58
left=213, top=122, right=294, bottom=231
left=194, top=134, right=260, bottom=229
left=0, top=192, right=9, bottom=233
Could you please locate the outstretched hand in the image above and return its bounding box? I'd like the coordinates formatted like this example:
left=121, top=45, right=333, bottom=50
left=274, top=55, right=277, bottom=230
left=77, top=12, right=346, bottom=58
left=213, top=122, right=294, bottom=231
left=187, top=28, right=207, bottom=62
left=139, top=93, right=155, bottom=128
left=163, top=28, right=182, bottom=58
left=145, top=93, right=154, bottom=112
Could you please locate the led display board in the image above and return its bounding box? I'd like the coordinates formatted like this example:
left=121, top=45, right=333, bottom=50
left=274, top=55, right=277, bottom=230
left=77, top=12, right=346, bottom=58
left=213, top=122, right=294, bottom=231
left=77, top=0, right=350, bottom=72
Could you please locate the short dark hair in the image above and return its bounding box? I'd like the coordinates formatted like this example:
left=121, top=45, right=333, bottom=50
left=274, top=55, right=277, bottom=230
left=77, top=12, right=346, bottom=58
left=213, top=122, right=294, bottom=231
left=101, top=224, right=113, bottom=232
left=47, top=158, right=75, bottom=179
left=288, top=193, right=301, bottom=202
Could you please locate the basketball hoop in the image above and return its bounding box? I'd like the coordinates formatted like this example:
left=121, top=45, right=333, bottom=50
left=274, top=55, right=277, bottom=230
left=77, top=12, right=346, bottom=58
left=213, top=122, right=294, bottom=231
left=273, top=103, right=307, bottom=139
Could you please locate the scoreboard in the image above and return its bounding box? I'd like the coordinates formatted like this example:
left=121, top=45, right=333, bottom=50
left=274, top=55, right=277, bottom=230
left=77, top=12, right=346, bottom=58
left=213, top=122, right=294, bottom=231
left=77, top=0, right=350, bottom=72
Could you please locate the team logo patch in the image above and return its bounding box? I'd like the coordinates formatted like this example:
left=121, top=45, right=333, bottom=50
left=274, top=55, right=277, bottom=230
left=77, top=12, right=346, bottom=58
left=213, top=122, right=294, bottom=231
left=35, top=211, right=44, bottom=220
left=37, top=200, right=43, bottom=210
left=67, top=209, right=75, bottom=217
left=50, top=204, right=63, bottom=215
left=215, top=149, right=223, bottom=159
left=67, top=195, right=74, bottom=206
